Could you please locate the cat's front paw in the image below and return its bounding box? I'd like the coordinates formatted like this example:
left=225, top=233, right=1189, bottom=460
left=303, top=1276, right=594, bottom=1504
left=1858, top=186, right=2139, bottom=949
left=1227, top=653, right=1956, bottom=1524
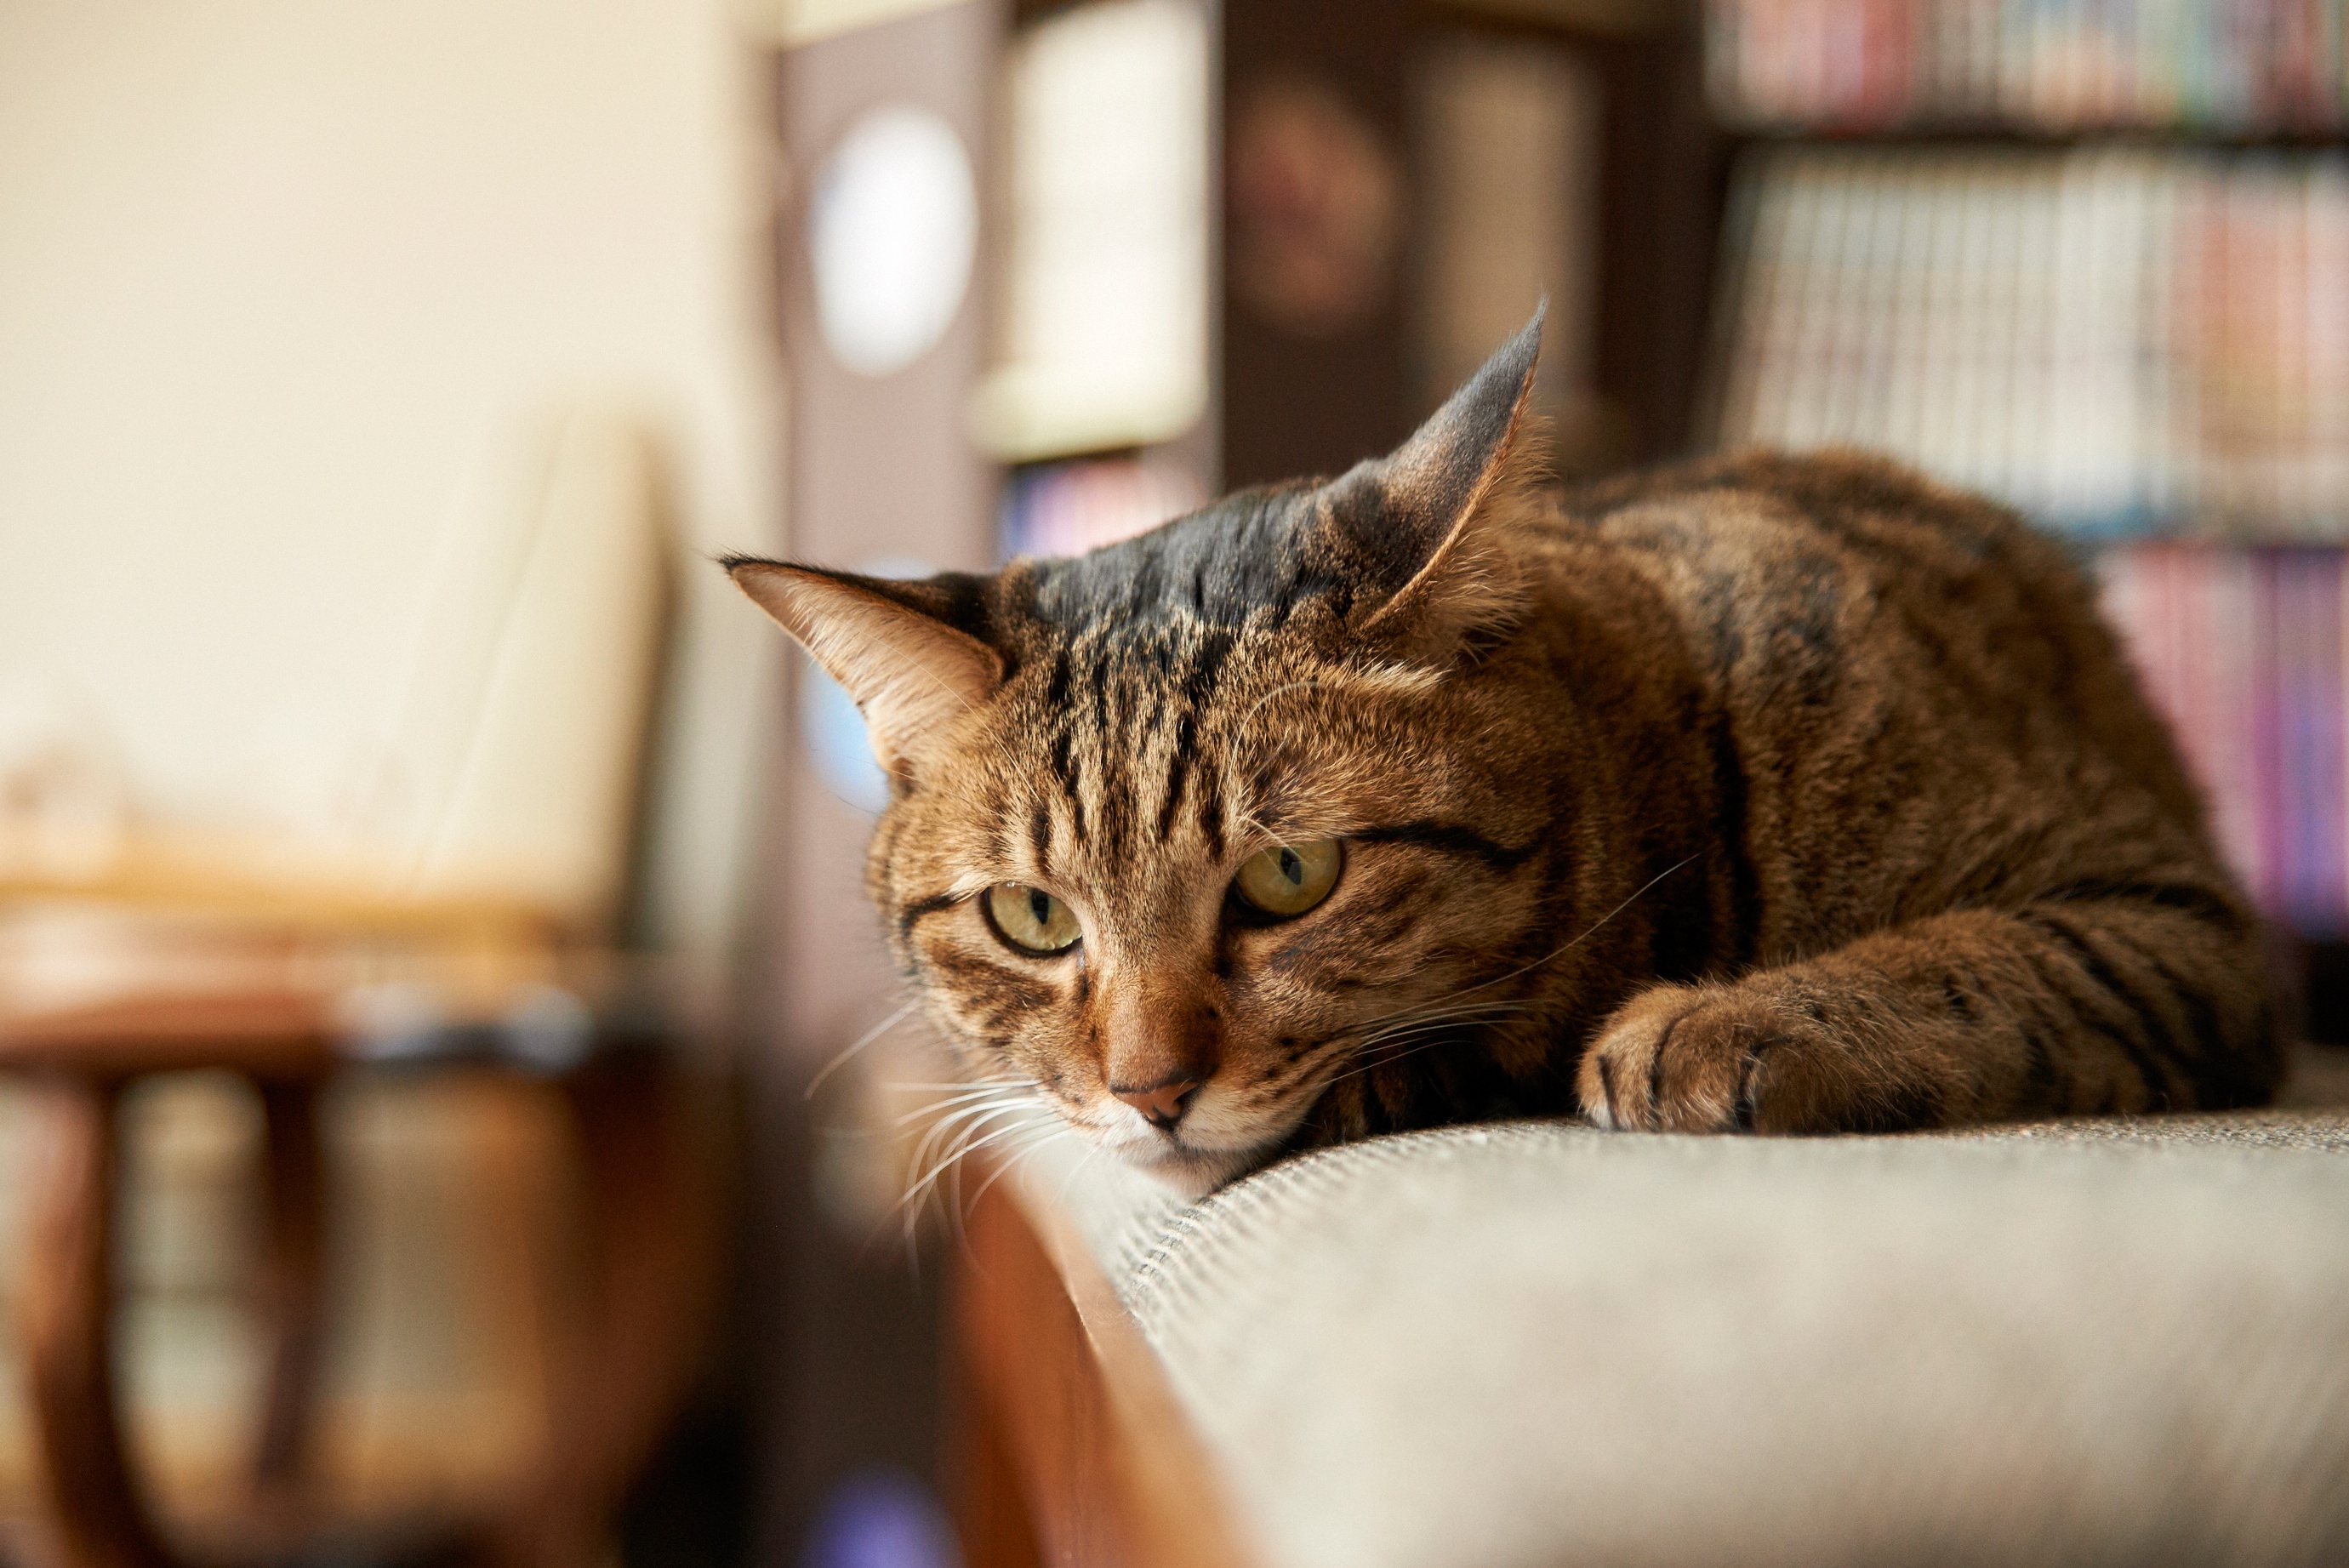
left=1577, top=983, right=1841, bottom=1134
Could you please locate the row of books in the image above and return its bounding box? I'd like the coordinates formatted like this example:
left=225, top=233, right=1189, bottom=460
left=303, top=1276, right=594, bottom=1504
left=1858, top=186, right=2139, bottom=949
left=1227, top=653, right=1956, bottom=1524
left=1708, top=0, right=2349, bottom=131
left=1711, top=145, right=2349, bottom=539
left=2101, top=545, right=2349, bottom=934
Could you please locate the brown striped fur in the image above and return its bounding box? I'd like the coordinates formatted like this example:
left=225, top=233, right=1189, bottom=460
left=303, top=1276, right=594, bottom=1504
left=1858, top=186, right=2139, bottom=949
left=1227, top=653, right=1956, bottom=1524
left=730, top=312, right=2281, bottom=1194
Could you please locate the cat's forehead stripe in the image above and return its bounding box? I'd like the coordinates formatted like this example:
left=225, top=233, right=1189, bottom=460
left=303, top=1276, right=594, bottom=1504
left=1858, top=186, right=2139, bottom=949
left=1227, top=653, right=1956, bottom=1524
left=1001, top=632, right=1241, bottom=876
left=1198, top=783, right=1226, bottom=859
left=1155, top=714, right=1195, bottom=844
left=1028, top=803, right=1052, bottom=875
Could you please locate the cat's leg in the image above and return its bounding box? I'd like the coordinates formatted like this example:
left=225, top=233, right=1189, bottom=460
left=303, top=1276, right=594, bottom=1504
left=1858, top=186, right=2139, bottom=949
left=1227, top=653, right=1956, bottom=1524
left=1576, top=897, right=2279, bottom=1133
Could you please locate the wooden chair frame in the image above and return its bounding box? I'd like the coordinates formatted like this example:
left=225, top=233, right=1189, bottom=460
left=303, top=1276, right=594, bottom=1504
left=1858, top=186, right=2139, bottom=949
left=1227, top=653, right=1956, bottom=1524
left=2, top=990, right=720, bottom=1568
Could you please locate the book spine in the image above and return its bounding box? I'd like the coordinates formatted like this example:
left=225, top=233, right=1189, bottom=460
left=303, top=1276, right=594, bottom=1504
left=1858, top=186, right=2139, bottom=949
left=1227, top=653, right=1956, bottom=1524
left=1706, top=0, right=2349, bottom=132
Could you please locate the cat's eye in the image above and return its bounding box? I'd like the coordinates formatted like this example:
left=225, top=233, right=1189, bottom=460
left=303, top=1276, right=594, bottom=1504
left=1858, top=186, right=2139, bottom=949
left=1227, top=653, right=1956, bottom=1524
left=983, top=883, right=1082, bottom=955
left=1232, top=840, right=1343, bottom=918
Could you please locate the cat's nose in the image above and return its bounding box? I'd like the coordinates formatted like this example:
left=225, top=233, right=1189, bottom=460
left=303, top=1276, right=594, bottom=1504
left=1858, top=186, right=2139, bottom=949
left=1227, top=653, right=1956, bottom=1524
left=1113, top=1079, right=1203, bottom=1132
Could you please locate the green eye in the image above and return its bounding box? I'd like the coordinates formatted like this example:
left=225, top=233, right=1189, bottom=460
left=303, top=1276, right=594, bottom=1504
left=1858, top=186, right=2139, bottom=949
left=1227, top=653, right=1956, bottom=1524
left=983, top=883, right=1082, bottom=955
left=1232, top=840, right=1343, bottom=918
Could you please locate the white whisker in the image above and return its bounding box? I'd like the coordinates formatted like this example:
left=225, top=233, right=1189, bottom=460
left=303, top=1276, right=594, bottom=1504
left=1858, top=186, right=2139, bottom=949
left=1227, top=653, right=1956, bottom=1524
left=894, top=1111, right=1017, bottom=1239
left=900, top=1110, right=1044, bottom=1247
left=807, top=1001, right=919, bottom=1100
left=890, top=1086, right=1029, bottom=1127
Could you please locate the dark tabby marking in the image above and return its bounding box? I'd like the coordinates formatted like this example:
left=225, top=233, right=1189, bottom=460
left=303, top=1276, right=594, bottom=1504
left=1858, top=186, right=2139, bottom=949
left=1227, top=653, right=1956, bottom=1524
left=728, top=311, right=2281, bottom=1195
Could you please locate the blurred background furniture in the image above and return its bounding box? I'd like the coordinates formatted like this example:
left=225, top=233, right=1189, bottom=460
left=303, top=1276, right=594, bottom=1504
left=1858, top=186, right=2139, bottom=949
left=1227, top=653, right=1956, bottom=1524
left=0, top=161, right=738, bottom=1559
left=0, top=947, right=721, bottom=1568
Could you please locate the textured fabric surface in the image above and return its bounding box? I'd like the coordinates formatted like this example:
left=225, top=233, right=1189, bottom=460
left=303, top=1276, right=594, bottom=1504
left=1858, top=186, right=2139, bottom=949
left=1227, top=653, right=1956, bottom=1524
left=1018, top=1053, right=2349, bottom=1568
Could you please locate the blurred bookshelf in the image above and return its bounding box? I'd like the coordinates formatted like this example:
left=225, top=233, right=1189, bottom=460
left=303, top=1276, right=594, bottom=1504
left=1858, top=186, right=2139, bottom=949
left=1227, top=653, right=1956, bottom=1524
left=1706, top=0, right=2348, bottom=136
left=993, top=0, right=1729, bottom=562
left=1694, top=0, right=2349, bottom=1024
left=1710, top=145, right=2349, bottom=540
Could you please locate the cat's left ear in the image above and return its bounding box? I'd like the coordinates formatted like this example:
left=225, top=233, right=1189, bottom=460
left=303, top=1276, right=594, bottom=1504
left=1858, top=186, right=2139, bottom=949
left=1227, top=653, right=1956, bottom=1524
left=1322, top=306, right=1546, bottom=663
left=727, top=559, right=1004, bottom=778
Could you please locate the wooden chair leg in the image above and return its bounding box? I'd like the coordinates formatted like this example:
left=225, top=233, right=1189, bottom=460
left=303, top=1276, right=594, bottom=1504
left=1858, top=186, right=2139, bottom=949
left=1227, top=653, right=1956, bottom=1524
left=487, top=1063, right=718, bottom=1568
left=17, top=1077, right=180, bottom=1568
left=252, top=1080, right=325, bottom=1495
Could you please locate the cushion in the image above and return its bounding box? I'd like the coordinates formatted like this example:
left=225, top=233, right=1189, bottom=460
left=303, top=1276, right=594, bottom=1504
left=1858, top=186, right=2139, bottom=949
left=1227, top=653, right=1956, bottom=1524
left=1023, top=1049, right=2349, bottom=1568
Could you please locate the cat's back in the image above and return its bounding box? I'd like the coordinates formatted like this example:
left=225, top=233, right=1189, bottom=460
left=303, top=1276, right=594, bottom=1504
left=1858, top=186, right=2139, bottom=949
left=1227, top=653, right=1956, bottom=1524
left=1556, top=448, right=2091, bottom=670
left=1543, top=448, right=2215, bottom=944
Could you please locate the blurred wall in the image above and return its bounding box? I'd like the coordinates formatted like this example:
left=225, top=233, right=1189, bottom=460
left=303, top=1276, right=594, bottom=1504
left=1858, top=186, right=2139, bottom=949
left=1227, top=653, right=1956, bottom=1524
left=0, top=0, right=784, bottom=956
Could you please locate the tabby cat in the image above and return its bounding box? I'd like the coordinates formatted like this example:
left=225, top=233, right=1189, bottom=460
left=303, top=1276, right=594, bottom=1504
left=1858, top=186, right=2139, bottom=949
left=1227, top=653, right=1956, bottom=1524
left=730, top=311, right=2281, bottom=1195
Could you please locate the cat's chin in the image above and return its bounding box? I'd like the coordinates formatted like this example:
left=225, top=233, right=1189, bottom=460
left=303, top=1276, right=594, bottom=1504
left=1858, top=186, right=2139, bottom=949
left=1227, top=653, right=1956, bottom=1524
left=1117, top=1138, right=1271, bottom=1199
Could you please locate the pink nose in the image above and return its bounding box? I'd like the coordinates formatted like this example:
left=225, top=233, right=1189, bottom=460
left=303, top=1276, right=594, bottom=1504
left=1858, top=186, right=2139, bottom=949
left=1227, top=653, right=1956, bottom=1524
left=1113, top=1079, right=1203, bottom=1131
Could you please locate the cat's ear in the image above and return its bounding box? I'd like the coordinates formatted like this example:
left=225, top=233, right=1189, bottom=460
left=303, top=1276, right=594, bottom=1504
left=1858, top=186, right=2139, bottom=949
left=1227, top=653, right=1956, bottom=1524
left=1323, top=306, right=1546, bottom=662
left=727, top=559, right=1003, bottom=774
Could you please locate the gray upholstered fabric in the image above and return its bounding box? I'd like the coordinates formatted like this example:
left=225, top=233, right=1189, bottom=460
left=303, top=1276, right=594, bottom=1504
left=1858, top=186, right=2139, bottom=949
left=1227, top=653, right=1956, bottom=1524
left=1021, top=1052, right=2349, bottom=1568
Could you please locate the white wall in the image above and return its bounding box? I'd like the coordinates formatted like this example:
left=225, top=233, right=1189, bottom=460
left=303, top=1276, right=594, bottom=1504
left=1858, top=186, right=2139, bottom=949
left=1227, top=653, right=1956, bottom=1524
left=0, top=0, right=782, bottom=955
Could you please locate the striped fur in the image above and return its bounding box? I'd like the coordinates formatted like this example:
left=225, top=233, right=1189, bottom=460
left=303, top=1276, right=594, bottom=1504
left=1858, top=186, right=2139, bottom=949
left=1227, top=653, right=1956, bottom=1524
left=732, top=314, right=2281, bottom=1194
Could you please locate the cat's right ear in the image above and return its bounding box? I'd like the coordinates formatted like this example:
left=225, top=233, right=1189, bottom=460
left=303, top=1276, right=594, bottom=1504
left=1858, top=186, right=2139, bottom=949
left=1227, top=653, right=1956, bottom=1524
left=1320, top=306, right=1547, bottom=664
left=726, top=558, right=1004, bottom=774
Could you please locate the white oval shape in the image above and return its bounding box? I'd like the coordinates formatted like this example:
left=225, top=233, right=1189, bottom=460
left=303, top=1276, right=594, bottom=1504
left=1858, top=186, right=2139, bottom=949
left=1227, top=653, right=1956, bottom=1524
left=807, top=105, right=978, bottom=378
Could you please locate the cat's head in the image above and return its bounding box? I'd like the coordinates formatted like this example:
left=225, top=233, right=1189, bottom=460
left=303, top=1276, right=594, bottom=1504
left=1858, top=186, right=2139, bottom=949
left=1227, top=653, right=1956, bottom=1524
left=733, top=314, right=1565, bottom=1194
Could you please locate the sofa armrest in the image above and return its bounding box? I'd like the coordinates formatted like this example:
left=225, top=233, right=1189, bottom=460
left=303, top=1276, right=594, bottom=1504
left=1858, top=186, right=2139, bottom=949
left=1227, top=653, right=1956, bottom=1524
left=955, top=1168, right=1254, bottom=1568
